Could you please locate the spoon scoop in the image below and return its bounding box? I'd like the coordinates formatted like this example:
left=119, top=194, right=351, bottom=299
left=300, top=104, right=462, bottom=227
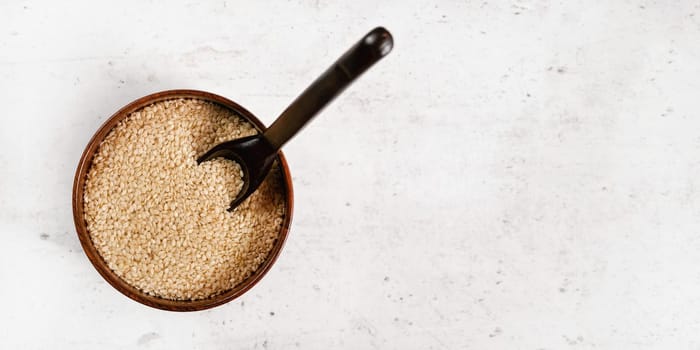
left=198, top=27, right=393, bottom=210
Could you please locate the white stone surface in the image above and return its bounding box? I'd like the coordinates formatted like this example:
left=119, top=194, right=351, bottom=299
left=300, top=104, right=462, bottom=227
left=2, top=0, right=700, bottom=348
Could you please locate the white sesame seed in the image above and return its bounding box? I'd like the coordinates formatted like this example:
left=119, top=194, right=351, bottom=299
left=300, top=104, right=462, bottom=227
left=84, top=98, right=286, bottom=301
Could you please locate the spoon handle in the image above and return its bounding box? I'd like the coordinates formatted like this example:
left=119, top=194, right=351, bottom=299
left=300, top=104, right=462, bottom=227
left=263, top=27, right=393, bottom=150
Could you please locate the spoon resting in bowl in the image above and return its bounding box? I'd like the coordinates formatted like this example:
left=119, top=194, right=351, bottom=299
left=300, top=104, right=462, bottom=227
left=197, top=27, right=393, bottom=211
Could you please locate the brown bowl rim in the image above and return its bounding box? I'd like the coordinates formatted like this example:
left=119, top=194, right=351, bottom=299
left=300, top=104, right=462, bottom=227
left=72, top=89, right=294, bottom=311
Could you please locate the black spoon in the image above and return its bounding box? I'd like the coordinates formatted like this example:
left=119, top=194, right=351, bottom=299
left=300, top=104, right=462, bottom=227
left=198, top=27, right=393, bottom=211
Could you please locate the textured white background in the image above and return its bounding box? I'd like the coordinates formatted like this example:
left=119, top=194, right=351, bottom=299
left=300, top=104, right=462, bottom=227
left=2, top=0, right=700, bottom=349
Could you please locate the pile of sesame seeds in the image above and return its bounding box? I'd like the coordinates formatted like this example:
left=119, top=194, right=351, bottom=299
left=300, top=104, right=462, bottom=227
left=83, top=98, right=286, bottom=301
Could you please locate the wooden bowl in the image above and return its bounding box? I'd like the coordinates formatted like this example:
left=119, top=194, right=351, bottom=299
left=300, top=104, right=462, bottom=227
left=72, top=90, right=294, bottom=311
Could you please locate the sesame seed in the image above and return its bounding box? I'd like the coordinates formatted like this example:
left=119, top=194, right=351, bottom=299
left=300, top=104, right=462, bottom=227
left=84, top=98, right=286, bottom=301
